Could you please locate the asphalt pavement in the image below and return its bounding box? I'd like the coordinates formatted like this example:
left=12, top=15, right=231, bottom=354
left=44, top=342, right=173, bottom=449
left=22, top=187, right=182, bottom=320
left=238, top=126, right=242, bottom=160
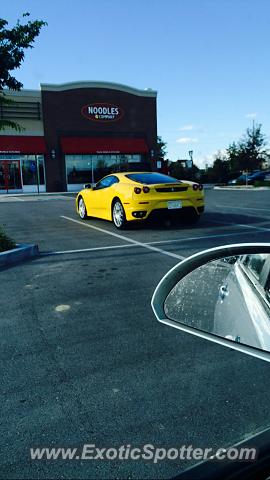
left=0, top=189, right=270, bottom=479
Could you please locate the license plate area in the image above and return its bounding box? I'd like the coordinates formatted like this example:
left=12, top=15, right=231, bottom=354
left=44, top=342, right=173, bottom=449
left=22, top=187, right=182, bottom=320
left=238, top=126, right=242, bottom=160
left=167, top=200, right=182, bottom=209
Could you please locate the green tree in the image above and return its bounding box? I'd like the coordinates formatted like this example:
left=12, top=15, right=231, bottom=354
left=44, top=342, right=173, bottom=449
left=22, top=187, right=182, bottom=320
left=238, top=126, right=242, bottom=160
left=227, top=124, right=269, bottom=172
left=170, top=159, right=200, bottom=181
left=0, top=13, right=47, bottom=131
left=209, top=152, right=230, bottom=183
left=169, top=160, right=185, bottom=179
left=156, top=135, right=167, bottom=160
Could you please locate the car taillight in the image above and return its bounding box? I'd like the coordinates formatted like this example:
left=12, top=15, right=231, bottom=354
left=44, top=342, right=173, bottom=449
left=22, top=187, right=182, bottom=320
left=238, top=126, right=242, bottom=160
left=143, top=186, right=150, bottom=193
left=199, top=184, right=203, bottom=190
left=192, top=184, right=199, bottom=191
left=134, top=187, right=142, bottom=194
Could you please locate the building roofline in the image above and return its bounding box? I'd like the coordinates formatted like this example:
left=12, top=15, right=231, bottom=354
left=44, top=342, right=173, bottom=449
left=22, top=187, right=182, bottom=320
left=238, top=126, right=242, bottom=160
left=4, top=89, right=41, bottom=97
left=40, top=81, right=157, bottom=97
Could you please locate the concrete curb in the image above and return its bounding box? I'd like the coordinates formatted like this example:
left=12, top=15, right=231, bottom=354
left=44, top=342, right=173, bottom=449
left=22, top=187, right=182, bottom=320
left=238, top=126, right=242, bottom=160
left=202, top=184, right=215, bottom=189
left=0, top=192, right=77, bottom=197
left=0, top=243, right=39, bottom=269
left=214, top=186, right=270, bottom=191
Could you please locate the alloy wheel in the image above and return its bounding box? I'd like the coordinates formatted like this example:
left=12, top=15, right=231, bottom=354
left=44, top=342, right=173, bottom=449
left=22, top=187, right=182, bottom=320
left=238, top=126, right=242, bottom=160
left=113, top=201, right=125, bottom=228
left=78, top=198, right=87, bottom=219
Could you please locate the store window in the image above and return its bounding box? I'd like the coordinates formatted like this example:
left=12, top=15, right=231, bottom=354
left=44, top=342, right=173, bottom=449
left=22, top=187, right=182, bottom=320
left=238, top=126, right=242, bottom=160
left=0, top=159, right=22, bottom=191
left=65, top=154, right=144, bottom=187
left=66, top=155, right=93, bottom=184
left=0, top=154, right=46, bottom=192
left=0, top=155, right=20, bottom=160
left=21, top=155, right=45, bottom=186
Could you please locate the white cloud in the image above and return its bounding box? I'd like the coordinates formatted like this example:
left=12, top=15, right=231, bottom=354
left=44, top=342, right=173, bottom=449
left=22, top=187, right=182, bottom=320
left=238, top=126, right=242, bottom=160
left=176, top=137, right=198, bottom=144
left=195, top=149, right=227, bottom=168
left=245, top=112, right=257, bottom=119
left=178, top=124, right=194, bottom=131
left=195, top=154, right=214, bottom=168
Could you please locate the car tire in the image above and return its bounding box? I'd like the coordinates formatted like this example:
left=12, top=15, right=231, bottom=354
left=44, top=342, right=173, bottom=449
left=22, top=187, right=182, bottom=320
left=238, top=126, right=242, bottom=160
left=112, top=199, right=126, bottom=229
left=78, top=197, right=88, bottom=220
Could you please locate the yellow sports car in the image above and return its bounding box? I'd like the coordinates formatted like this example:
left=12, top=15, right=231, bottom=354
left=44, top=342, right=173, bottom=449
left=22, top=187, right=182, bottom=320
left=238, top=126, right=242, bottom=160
left=76, top=172, right=205, bottom=229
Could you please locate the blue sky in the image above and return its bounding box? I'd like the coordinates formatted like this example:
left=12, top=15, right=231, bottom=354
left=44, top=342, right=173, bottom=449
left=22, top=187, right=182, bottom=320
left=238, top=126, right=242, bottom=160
left=3, top=0, right=270, bottom=167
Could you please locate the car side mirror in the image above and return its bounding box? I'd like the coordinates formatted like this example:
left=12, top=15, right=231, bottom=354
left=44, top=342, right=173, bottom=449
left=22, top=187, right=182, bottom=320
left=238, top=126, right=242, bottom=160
left=152, top=244, right=270, bottom=363
left=84, top=183, right=92, bottom=189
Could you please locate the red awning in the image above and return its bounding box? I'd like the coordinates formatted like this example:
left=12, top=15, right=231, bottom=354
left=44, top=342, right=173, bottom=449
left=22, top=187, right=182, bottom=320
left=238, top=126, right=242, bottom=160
left=61, top=137, right=149, bottom=154
left=0, top=136, right=47, bottom=154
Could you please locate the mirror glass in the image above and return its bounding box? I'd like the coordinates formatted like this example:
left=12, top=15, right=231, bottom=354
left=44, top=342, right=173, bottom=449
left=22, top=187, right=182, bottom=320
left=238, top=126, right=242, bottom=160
left=164, top=254, right=270, bottom=351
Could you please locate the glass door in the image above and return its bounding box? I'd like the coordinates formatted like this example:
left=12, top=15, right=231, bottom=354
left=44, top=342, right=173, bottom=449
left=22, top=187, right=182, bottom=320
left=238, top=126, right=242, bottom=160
left=0, top=160, right=22, bottom=192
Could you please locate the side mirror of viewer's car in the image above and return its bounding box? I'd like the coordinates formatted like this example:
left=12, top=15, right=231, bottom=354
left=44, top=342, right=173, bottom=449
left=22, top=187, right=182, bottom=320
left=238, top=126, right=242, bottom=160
left=152, top=244, right=270, bottom=363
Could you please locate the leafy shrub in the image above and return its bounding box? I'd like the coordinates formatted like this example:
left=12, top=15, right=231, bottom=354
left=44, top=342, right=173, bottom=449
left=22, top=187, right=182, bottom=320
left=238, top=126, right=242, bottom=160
left=0, top=227, right=16, bottom=252
left=254, top=180, right=270, bottom=187
left=235, top=177, right=248, bottom=185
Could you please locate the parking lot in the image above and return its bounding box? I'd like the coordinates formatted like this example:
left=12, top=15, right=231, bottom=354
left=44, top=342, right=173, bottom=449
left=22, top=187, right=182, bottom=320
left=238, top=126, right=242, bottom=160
left=1, top=189, right=270, bottom=479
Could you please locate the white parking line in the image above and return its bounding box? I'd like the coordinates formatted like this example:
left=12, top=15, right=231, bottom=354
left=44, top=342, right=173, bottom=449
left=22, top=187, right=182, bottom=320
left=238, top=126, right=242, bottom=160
left=41, top=244, right=139, bottom=255
left=147, top=230, right=256, bottom=245
left=208, top=219, right=270, bottom=233
left=214, top=205, right=270, bottom=213
left=45, top=228, right=260, bottom=256
left=54, top=216, right=267, bottom=258
left=61, top=216, right=184, bottom=260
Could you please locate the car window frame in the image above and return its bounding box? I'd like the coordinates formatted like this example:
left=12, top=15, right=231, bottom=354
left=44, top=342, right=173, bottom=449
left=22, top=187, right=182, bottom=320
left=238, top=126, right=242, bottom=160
left=239, top=255, right=270, bottom=309
left=125, top=172, right=181, bottom=185
left=94, top=175, right=119, bottom=190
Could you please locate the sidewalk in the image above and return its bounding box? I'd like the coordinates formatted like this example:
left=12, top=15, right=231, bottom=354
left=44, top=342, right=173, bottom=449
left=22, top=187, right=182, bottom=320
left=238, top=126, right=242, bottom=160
left=214, top=186, right=270, bottom=191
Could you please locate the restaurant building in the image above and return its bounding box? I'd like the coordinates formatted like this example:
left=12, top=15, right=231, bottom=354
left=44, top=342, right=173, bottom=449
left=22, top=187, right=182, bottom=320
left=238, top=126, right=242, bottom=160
left=0, top=81, right=158, bottom=193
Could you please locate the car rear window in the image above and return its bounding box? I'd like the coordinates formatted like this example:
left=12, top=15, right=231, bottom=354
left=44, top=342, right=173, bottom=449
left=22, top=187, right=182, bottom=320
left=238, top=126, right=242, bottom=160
left=125, top=173, right=180, bottom=184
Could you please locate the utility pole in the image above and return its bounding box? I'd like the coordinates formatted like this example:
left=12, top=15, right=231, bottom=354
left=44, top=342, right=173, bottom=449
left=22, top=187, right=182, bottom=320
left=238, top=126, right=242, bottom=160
left=36, top=156, right=40, bottom=195
left=187, top=150, right=193, bottom=169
